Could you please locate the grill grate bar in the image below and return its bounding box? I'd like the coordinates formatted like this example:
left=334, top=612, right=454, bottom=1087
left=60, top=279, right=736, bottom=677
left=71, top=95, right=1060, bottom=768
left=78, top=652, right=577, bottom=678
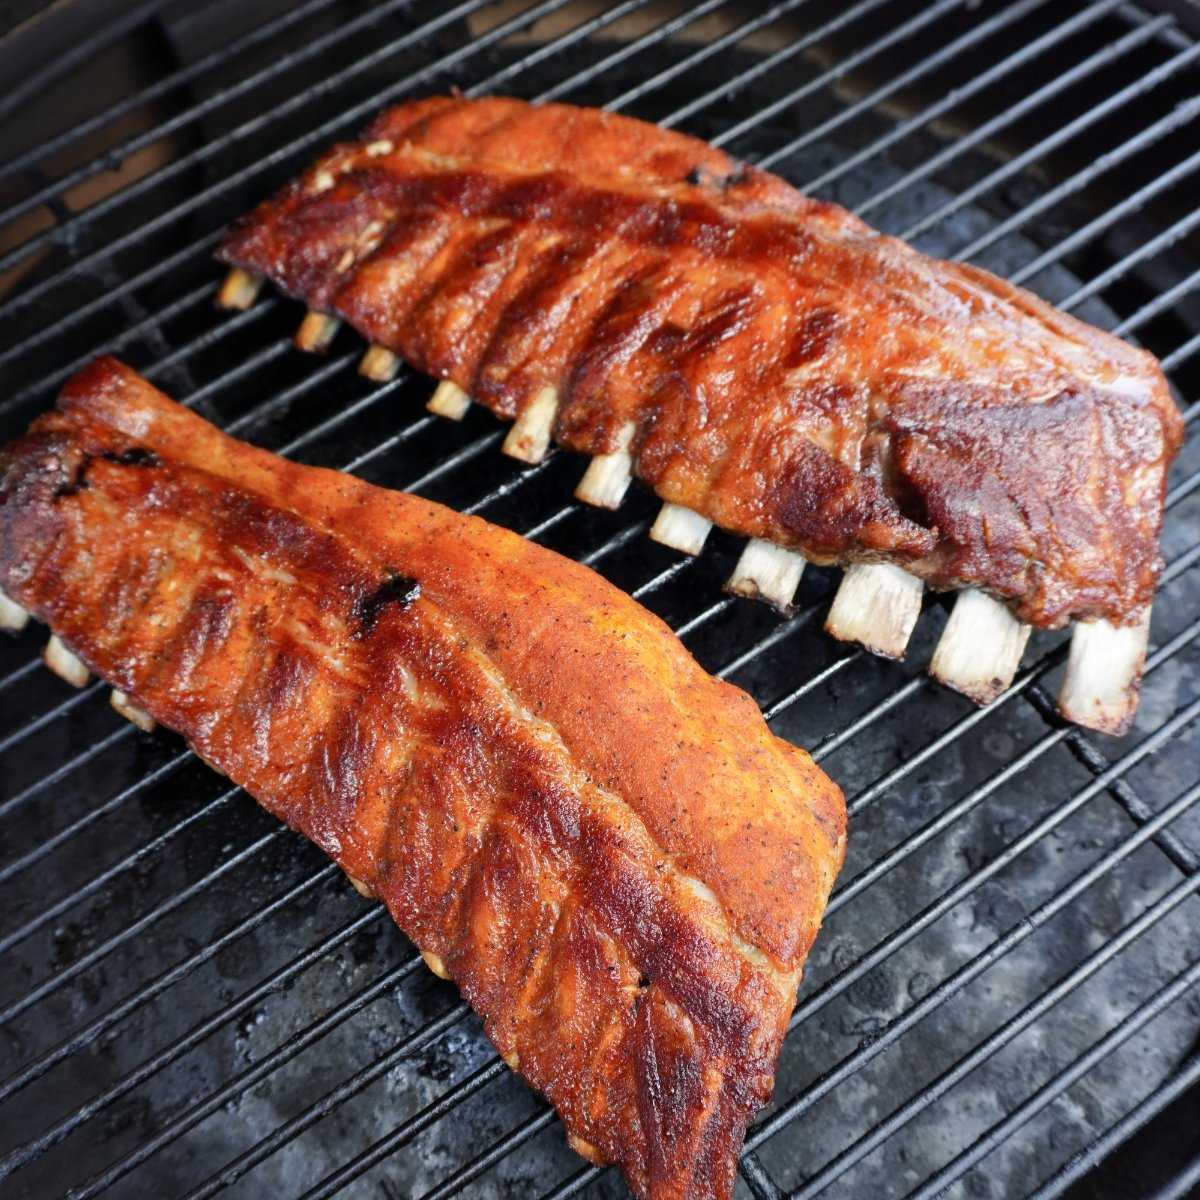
left=907, top=955, right=1200, bottom=1200
left=178, top=1003, right=473, bottom=1200
left=0, top=762, right=220, bottom=957
left=1010, top=140, right=1200, bottom=288
left=1027, top=1052, right=1200, bottom=1198
left=954, top=99, right=1200, bottom=264
left=604, top=0, right=820, bottom=113
left=0, top=0, right=517, bottom=277
left=740, top=1153, right=786, bottom=1200
left=761, top=0, right=1096, bottom=178
left=708, top=0, right=966, bottom=149
left=1057, top=204, right=1200, bottom=311
left=1023, top=683, right=1200, bottom=876
left=0, top=0, right=164, bottom=125
left=651, top=0, right=903, bottom=130
left=0, top=723, right=136, bottom=820
left=858, top=13, right=1178, bottom=221
left=0, top=749, right=194, bottom=887
left=525, top=0, right=737, bottom=106
left=63, top=945, right=426, bottom=1200
left=898, top=39, right=1200, bottom=240
left=294, top=1061, right=510, bottom=1200
left=0, top=904, right=397, bottom=1179
left=469, top=0, right=665, bottom=97
left=0, top=678, right=106, bottom=760
left=0, top=0, right=422, bottom=230
left=1145, top=1153, right=1200, bottom=1200
left=0, top=830, right=304, bottom=1097
left=795, top=833, right=1200, bottom=1198
left=1115, top=263, right=1200, bottom=336
left=1163, top=328, right=1200, bottom=373
left=419, top=1110, right=561, bottom=1200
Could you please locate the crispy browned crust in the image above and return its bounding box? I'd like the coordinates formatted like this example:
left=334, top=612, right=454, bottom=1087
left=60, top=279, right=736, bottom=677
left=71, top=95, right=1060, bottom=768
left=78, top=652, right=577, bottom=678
left=217, top=94, right=1183, bottom=629
left=0, top=358, right=846, bottom=1200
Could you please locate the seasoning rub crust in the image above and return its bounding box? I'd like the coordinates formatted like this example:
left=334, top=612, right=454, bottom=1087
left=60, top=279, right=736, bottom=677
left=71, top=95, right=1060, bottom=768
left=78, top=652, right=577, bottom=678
left=0, top=359, right=846, bottom=1200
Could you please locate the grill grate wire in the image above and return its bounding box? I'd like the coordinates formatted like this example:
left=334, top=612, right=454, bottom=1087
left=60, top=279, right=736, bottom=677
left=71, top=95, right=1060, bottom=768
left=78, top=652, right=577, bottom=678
left=1, top=1, right=1199, bottom=1197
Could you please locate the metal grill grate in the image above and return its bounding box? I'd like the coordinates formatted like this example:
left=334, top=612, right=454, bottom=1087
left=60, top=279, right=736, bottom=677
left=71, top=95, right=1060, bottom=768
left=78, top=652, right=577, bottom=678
left=1, top=2, right=1199, bottom=1197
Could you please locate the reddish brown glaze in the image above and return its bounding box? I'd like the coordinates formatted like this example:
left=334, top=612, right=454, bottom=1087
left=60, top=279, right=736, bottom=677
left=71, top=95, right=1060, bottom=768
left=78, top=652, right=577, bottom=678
left=217, top=95, right=1182, bottom=628
left=0, top=359, right=845, bottom=1200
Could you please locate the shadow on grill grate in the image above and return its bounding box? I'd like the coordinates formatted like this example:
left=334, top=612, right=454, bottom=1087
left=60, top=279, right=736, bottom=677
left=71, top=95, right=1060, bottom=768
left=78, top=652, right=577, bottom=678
left=0, top=1, right=1198, bottom=1198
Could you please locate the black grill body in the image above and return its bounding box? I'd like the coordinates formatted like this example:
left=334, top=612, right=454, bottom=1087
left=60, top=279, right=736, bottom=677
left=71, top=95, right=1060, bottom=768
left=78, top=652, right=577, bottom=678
left=0, top=3, right=1198, bottom=1198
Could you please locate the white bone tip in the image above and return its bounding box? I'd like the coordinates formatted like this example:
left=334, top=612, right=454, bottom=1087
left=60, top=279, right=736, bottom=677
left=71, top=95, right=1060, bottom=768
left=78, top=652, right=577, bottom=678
left=726, top=539, right=806, bottom=612
left=294, top=310, right=340, bottom=353
left=427, top=380, right=473, bottom=421
left=345, top=872, right=375, bottom=899
left=1058, top=610, right=1150, bottom=736
left=825, top=563, right=924, bottom=660
left=216, top=268, right=262, bottom=311
left=111, top=689, right=156, bottom=732
left=575, top=422, right=636, bottom=509
left=650, top=503, right=712, bottom=555
left=44, top=635, right=89, bottom=687
left=929, top=589, right=1031, bottom=705
left=421, top=950, right=451, bottom=980
left=359, top=345, right=400, bottom=382
left=501, top=385, right=558, bottom=463
left=0, top=589, right=29, bottom=632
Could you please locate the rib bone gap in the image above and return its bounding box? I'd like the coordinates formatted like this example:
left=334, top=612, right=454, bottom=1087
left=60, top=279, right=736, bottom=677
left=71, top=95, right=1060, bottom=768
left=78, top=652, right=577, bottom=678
left=427, top=380, right=473, bottom=421
left=575, top=422, right=636, bottom=509
left=502, top=385, right=558, bottom=463
left=294, top=311, right=341, bottom=353
left=825, top=563, right=924, bottom=660
left=216, top=268, right=262, bottom=311
left=44, top=635, right=89, bottom=687
left=650, top=503, right=712, bottom=555
left=359, top=345, right=400, bottom=382
left=1058, top=609, right=1151, bottom=736
left=726, top=540, right=806, bottom=612
left=929, top=589, right=1031, bottom=704
left=0, top=589, right=29, bottom=632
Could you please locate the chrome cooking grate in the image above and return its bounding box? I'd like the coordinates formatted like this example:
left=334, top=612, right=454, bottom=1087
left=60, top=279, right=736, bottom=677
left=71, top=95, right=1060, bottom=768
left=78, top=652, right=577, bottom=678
left=0, top=2, right=1199, bottom=1198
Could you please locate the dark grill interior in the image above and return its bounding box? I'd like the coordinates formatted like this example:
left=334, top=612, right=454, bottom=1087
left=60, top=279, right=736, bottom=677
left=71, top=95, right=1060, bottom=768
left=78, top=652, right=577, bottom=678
left=1, top=2, right=1199, bottom=1197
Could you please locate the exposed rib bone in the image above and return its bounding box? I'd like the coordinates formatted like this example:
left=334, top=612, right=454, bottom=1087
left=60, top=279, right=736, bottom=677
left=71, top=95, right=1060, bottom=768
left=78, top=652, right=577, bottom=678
left=345, top=872, right=375, bottom=899
left=422, top=950, right=451, bottom=980
left=650, top=503, right=712, bottom=555
left=929, top=589, right=1031, bottom=704
left=294, top=311, right=341, bottom=353
left=726, top=540, right=806, bottom=613
left=575, top=422, right=635, bottom=509
left=111, top=689, right=157, bottom=732
left=216, top=268, right=262, bottom=311
left=44, top=635, right=89, bottom=687
left=0, top=589, right=29, bottom=632
left=359, top=345, right=401, bottom=382
left=825, top=563, right=924, bottom=659
left=1058, top=609, right=1151, bottom=736
left=502, top=385, right=558, bottom=463
left=427, top=380, right=472, bottom=421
